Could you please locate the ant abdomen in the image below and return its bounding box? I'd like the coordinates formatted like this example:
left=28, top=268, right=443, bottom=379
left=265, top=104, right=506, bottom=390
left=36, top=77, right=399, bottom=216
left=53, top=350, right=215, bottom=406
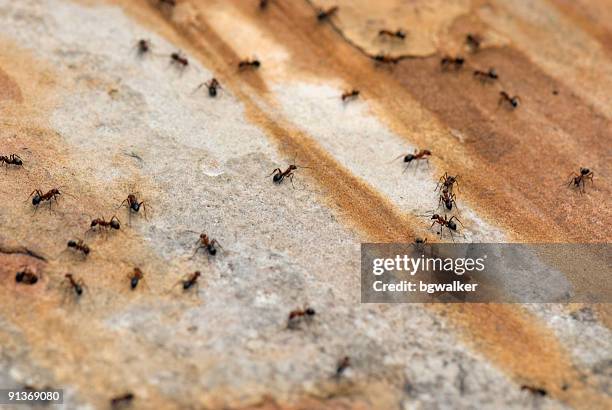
left=131, top=277, right=139, bottom=289
left=273, top=174, right=282, bottom=183
left=207, top=245, right=217, bottom=255
left=404, top=154, right=415, bottom=163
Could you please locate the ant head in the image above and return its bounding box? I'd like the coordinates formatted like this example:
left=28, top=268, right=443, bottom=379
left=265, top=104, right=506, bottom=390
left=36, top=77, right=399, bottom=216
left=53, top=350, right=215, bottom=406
left=305, top=307, right=316, bottom=316
left=580, top=168, right=590, bottom=175
left=404, top=154, right=414, bottom=162
left=430, top=214, right=440, bottom=220
left=289, top=164, right=298, bottom=170
left=194, top=271, right=201, bottom=278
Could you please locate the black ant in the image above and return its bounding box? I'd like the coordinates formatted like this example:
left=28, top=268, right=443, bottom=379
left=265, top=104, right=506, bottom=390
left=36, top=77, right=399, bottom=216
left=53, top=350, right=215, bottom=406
left=317, top=6, right=338, bottom=21
left=119, top=192, right=149, bottom=221
left=373, top=54, right=400, bottom=65
left=195, top=78, right=221, bottom=97
left=181, top=271, right=201, bottom=291
left=439, top=188, right=458, bottom=211
left=64, top=273, right=85, bottom=296
left=170, top=52, right=188, bottom=69
left=111, top=392, right=134, bottom=409
left=436, top=172, right=459, bottom=193
left=378, top=29, right=406, bottom=40
left=499, top=91, right=520, bottom=109
left=441, top=56, right=464, bottom=71
left=473, top=68, right=498, bottom=83
left=268, top=159, right=308, bottom=187
left=67, top=239, right=90, bottom=256
left=429, top=214, right=463, bottom=240
left=287, top=307, right=316, bottom=329
left=341, top=89, right=359, bottom=102
left=335, top=356, right=351, bottom=378
left=193, top=233, right=222, bottom=257
left=15, top=266, right=39, bottom=285
left=466, top=33, right=482, bottom=52
left=128, top=267, right=145, bottom=290
left=1, top=154, right=23, bottom=168
left=238, top=59, right=261, bottom=70
left=567, top=167, right=594, bottom=193
left=28, top=188, right=63, bottom=210
left=89, top=216, right=121, bottom=233
left=136, top=39, right=151, bottom=56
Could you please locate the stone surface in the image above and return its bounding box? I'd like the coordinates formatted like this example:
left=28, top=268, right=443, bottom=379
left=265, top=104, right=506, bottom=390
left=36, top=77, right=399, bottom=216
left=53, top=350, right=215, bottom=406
left=0, top=0, right=610, bottom=409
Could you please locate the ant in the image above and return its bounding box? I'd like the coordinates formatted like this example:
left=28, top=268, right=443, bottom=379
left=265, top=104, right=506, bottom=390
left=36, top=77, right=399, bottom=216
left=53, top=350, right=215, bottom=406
left=567, top=167, right=594, bottom=193
left=378, top=29, right=406, bottom=40
left=392, top=149, right=431, bottom=171
left=259, top=0, right=269, bottom=9
left=89, top=216, right=121, bottom=233
left=335, top=356, right=351, bottom=378
left=195, top=78, right=221, bottom=97
left=170, top=52, right=188, bottom=69
left=341, top=89, right=359, bottom=102
left=436, top=172, right=459, bottom=193
left=193, top=233, right=222, bottom=257
left=268, top=159, right=308, bottom=187
left=499, top=91, right=520, bottom=109
left=180, top=271, right=201, bottom=291
left=521, top=385, right=547, bottom=397
left=429, top=214, right=463, bottom=240
left=439, top=188, right=458, bottom=211
left=15, top=266, right=39, bottom=285
left=373, top=54, right=400, bottom=65
left=473, top=68, right=498, bottom=83
left=466, top=33, right=482, bottom=52
left=238, top=59, right=261, bottom=70
left=67, top=239, right=90, bottom=256
left=415, top=237, right=428, bottom=244
left=136, top=39, right=151, bottom=56
left=1, top=154, right=23, bottom=168
left=287, top=307, right=316, bottom=329
left=28, top=188, right=62, bottom=210
left=64, top=273, right=85, bottom=296
left=128, top=267, right=145, bottom=290
left=119, top=192, right=149, bottom=221
left=111, top=393, right=134, bottom=409
left=317, top=6, right=338, bottom=21
left=440, top=56, right=464, bottom=71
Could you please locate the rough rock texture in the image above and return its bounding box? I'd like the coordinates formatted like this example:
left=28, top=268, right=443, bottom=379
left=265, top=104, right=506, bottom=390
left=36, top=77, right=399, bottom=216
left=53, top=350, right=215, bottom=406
left=0, top=0, right=610, bottom=409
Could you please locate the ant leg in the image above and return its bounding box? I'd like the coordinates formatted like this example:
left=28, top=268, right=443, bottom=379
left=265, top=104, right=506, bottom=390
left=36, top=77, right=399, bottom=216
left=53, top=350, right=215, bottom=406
left=266, top=168, right=282, bottom=178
